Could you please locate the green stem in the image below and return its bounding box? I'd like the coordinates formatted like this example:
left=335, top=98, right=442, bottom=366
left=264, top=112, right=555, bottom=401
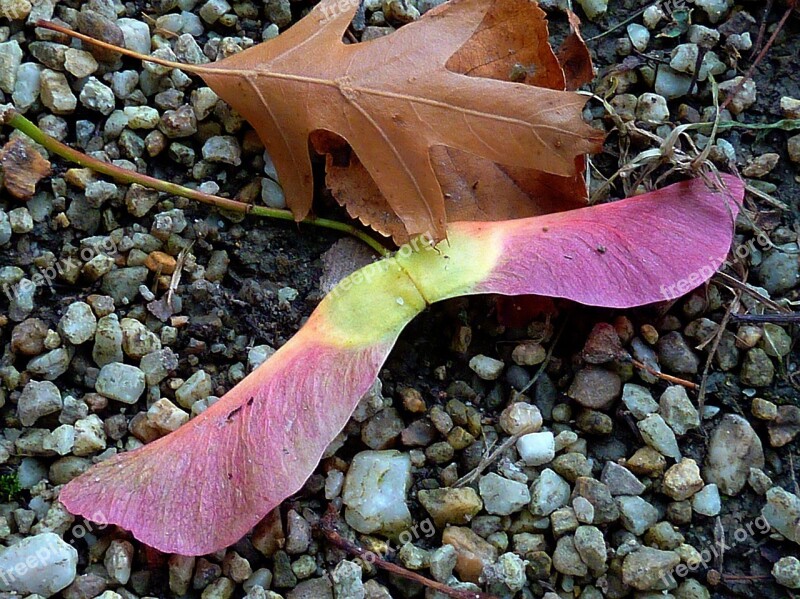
left=4, top=110, right=391, bottom=257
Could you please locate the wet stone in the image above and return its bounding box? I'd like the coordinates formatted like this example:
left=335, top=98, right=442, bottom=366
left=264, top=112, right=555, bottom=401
left=18, top=380, right=62, bottom=426
left=622, top=547, right=680, bottom=591
left=202, top=135, right=242, bottom=165
left=638, top=414, right=681, bottom=459
left=656, top=332, right=700, bottom=374
left=27, top=347, right=71, bottom=380
left=361, top=407, right=403, bottom=450
left=572, top=477, right=619, bottom=525
left=659, top=386, right=699, bottom=436
left=740, top=348, right=775, bottom=387
left=96, top=362, right=146, bottom=404
left=757, top=251, right=799, bottom=295
left=768, top=405, right=800, bottom=447
left=601, top=461, right=645, bottom=496
left=762, top=487, right=800, bottom=545
left=419, top=487, right=482, bottom=527
left=479, top=473, right=530, bottom=516
left=342, top=450, right=412, bottom=535
left=704, top=414, right=764, bottom=495
left=58, top=301, right=97, bottom=345
left=567, top=367, right=621, bottom=410
left=617, top=495, right=659, bottom=535
left=529, top=468, right=570, bottom=516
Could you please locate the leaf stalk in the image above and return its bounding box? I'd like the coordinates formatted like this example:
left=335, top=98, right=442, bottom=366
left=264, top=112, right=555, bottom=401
left=3, top=109, right=391, bottom=256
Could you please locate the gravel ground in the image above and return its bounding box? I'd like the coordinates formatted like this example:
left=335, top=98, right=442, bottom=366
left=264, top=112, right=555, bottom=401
left=0, top=0, right=799, bottom=598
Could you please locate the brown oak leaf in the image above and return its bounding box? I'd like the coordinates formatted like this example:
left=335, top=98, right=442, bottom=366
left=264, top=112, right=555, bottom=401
left=317, top=0, right=601, bottom=242
left=192, top=0, right=602, bottom=241
left=0, top=136, right=52, bottom=200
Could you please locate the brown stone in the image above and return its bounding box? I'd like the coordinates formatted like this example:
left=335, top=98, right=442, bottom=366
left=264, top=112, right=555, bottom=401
left=768, top=405, right=800, bottom=448
left=442, top=526, right=498, bottom=583
left=11, top=318, right=49, bottom=356
left=626, top=447, right=667, bottom=477
left=144, top=251, right=177, bottom=275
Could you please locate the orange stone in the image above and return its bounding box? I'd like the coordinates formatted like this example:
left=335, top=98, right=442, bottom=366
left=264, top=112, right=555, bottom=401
left=144, top=251, right=177, bottom=274
left=441, top=526, right=498, bottom=583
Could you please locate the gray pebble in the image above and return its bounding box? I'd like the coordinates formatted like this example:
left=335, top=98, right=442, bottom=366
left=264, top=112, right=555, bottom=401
left=654, top=67, right=693, bottom=100
left=12, top=63, right=41, bottom=112
left=740, top=348, right=775, bottom=387
left=265, top=0, right=291, bottom=27
left=110, top=70, right=139, bottom=99
left=479, top=472, right=531, bottom=516
left=58, top=301, right=97, bottom=345
left=27, top=347, right=72, bottom=380
left=175, top=33, right=209, bottom=65
left=0, top=39, right=22, bottom=93
left=101, top=266, right=149, bottom=304
left=704, top=414, right=764, bottom=495
left=202, top=135, right=242, bottom=165
left=0, top=533, right=77, bottom=595
left=199, top=0, right=231, bottom=24
left=656, top=332, right=700, bottom=374
left=80, top=77, right=116, bottom=115
left=93, top=314, right=123, bottom=367
left=96, top=362, right=146, bottom=404
left=758, top=250, right=799, bottom=295
left=117, top=17, right=151, bottom=54
left=18, top=380, right=62, bottom=426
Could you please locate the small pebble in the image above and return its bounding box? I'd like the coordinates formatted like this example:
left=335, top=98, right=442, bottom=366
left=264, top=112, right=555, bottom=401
left=468, top=354, right=504, bottom=380
left=516, top=431, right=555, bottom=466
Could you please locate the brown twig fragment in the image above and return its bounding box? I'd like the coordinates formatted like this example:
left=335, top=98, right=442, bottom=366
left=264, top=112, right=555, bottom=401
left=696, top=295, right=740, bottom=415
left=719, top=2, right=795, bottom=113
left=0, top=107, right=391, bottom=256
left=318, top=507, right=499, bottom=599
left=454, top=429, right=530, bottom=488
left=630, top=359, right=698, bottom=390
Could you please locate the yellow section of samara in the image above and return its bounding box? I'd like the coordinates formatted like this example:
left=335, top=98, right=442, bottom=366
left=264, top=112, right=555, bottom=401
left=318, top=224, right=502, bottom=348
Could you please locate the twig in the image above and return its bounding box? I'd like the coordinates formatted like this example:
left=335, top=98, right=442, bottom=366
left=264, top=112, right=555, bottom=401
left=1, top=108, right=391, bottom=256
left=318, top=507, right=498, bottom=599
left=454, top=429, right=530, bottom=488
left=630, top=359, right=698, bottom=390
left=713, top=272, right=791, bottom=313
left=719, top=2, right=795, bottom=113
left=585, top=3, right=654, bottom=41
left=697, top=294, right=740, bottom=415
left=714, top=516, right=726, bottom=573
left=729, top=313, right=800, bottom=324
left=752, top=0, right=776, bottom=57
left=744, top=183, right=791, bottom=212
left=517, top=316, right=568, bottom=397
left=686, top=46, right=707, bottom=96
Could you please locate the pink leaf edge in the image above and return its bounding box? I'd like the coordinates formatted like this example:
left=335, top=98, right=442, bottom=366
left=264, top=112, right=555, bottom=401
left=467, top=173, right=743, bottom=306
left=58, top=174, right=743, bottom=555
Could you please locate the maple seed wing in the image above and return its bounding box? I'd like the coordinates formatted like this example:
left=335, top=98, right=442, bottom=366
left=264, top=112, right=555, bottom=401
left=401, top=174, right=743, bottom=307
left=59, top=259, right=429, bottom=555
left=58, top=176, right=742, bottom=555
